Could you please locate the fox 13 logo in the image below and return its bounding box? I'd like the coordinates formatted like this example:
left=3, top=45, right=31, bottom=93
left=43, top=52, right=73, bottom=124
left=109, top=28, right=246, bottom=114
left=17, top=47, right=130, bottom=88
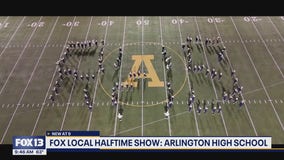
left=12, top=136, right=46, bottom=155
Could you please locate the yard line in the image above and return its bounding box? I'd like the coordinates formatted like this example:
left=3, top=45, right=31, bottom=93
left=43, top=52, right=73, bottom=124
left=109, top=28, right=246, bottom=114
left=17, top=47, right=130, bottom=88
left=115, top=111, right=189, bottom=136
left=251, top=17, right=284, bottom=80
left=194, top=17, right=228, bottom=136
left=86, top=18, right=96, bottom=131
left=212, top=16, right=258, bottom=136
left=230, top=17, right=284, bottom=131
left=31, top=17, right=77, bottom=136
left=268, top=17, right=284, bottom=41
left=159, top=16, right=172, bottom=136
left=113, top=17, right=127, bottom=136
left=177, top=16, right=200, bottom=136
left=0, top=16, right=57, bottom=143
left=87, top=16, right=107, bottom=131
left=243, top=80, right=284, bottom=96
left=141, top=16, right=145, bottom=136
left=177, top=17, right=200, bottom=136
left=0, top=17, right=41, bottom=97
left=60, top=17, right=93, bottom=131
left=0, top=17, right=25, bottom=59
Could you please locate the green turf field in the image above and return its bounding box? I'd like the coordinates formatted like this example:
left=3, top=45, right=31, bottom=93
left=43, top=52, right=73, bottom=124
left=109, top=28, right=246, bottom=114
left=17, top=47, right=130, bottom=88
left=0, top=16, right=284, bottom=144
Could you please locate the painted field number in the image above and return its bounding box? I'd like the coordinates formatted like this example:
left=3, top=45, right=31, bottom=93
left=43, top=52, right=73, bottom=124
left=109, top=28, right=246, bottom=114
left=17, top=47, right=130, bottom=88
left=0, top=22, right=9, bottom=28
left=136, top=19, right=149, bottom=25
left=28, top=22, right=45, bottom=27
left=63, top=21, right=80, bottom=27
left=244, top=17, right=262, bottom=22
left=171, top=18, right=187, bottom=24
left=98, top=20, right=114, bottom=26
left=208, top=17, right=224, bottom=23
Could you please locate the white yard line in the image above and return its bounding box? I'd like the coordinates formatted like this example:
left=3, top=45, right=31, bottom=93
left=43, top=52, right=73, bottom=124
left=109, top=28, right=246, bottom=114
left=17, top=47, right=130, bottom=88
left=86, top=16, right=97, bottom=131
left=251, top=17, right=284, bottom=80
left=87, top=16, right=108, bottom=131
left=243, top=80, right=284, bottom=96
left=1, top=17, right=39, bottom=98
left=194, top=17, right=228, bottom=136
left=115, top=111, right=189, bottom=136
left=60, top=17, right=93, bottom=131
left=1, top=16, right=57, bottom=143
left=0, top=18, right=30, bottom=98
left=141, top=16, right=145, bottom=136
left=268, top=17, right=284, bottom=43
left=212, top=16, right=258, bottom=136
left=159, top=16, right=172, bottom=136
left=31, top=17, right=77, bottom=135
left=113, top=17, right=127, bottom=136
left=0, top=17, right=25, bottom=58
left=230, top=17, right=284, bottom=131
left=177, top=16, right=200, bottom=136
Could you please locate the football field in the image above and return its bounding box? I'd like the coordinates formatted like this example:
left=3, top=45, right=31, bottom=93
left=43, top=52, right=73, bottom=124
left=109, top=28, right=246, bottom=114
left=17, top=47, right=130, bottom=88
left=0, top=16, right=284, bottom=144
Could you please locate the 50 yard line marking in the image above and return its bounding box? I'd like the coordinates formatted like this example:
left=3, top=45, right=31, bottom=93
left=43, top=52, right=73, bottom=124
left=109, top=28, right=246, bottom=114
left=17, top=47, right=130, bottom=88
left=1, top=16, right=56, bottom=143
left=159, top=16, right=172, bottom=136
left=230, top=17, right=284, bottom=131
left=194, top=17, right=228, bottom=136
left=141, top=16, right=145, bottom=136
left=31, top=17, right=77, bottom=135
left=211, top=16, right=258, bottom=136
left=177, top=16, right=200, bottom=136
left=60, top=17, right=93, bottom=131
left=113, top=17, right=127, bottom=136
